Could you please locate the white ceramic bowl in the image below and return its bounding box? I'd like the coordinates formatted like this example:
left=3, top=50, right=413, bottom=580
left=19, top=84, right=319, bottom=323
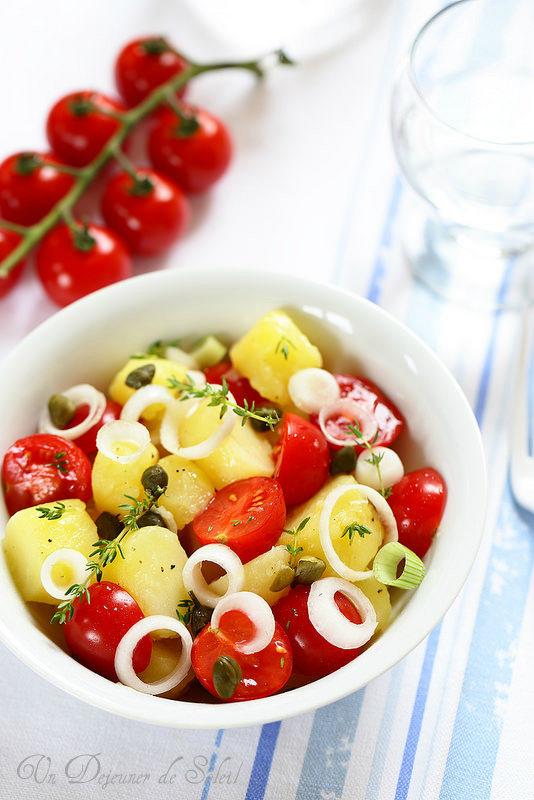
left=0, top=267, right=486, bottom=728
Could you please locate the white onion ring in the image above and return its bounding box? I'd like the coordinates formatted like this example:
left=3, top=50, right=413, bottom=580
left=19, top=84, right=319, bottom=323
left=114, top=615, right=192, bottom=695
left=319, top=398, right=378, bottom=447
left=355, top=446, right=405, bottom=492
left=39, top=384, right=106, bottom=439
left=96, top=420, right=151, bottom=464
left=165, top=345, right=199, bottom=370
left=159, top=386, right=237, bottom=460
left=120, top=383, right=175, bottom=422
left=40, top=548, right=88, bottom=600
left=182, top=544, right=245, bottom=608
left=211, top=591, right=275, bottom=654
left=318, top=483, right=398, bottom=581
left=288, top=368, right=340, bottom=414
left=308, top=577, right=377, bottom=649
left=154, top=505, right=178, bottom=534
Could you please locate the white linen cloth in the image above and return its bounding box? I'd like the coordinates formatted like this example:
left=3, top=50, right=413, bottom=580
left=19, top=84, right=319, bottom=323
left=1, top=1, right=532, bottom=798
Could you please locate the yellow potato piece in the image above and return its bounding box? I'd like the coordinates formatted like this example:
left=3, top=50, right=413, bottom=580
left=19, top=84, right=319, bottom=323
left=157, top=454, right=215, bottom=530
left=138, top=639, right=195, bottom=699
left=109, top=356, right=188, bottom=421
left=92, top=442, right=159, bottom=517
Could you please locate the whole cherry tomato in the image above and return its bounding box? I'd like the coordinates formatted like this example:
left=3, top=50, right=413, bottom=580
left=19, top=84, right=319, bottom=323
left=46, top=91, right=126, bottom=167
left=191, top=608, right=292, bottom=701
left=148, top=105, right=233, bottom=194
left=0, top=228, right=26, bottom=298
left=1, top=433, right=92, bottom=515
left=61, top=399, right=123, bottom=455
left=273, top=413, right=330, bottom=506
left=203, top=361, right=270, bottom=408
left=114, top=36, right=189, bottom=107
left=387, top=467, right=447, bottom=558
left=101, top=168, right=190, bottom=256
left=36, top=221, right=132, bottom=306
left=63, top=582, right=152, bottom=682
left=0, top=152, right=74, bottom=226
left=272, top=584, right=362, bottom=677
left=192, top=476, right=286, bottom=564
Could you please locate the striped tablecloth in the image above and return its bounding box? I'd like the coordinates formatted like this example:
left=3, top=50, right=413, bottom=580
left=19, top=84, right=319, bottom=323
left=1, top=1, right=532, bottom=798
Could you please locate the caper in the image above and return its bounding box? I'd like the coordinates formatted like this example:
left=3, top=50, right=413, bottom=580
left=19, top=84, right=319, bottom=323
left=269, top=564, right=295, bottom=592
left=330, top=445, right=357, bottom=476
left=250, top=406, right=282, bottom=433
left=48, top=393, right=77, bottom=429
left=137, top=510, right=167, bottom=529
left=293, top=556, right=326, bottom=585
left=191, top=602, right=213, bottom=638
left=212, top=655, right=243, bottom=699
left=96, top=511, right=124, bottom=541
left=125, top=363, right=156, bottom=389
left=141, top=464, right=168, bottom=499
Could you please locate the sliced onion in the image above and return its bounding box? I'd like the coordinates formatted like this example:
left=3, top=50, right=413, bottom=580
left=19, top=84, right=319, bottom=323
left=165, top=345, right=199, bottom=370
left=211, top=591, right=275, bottom=655
left=40, top=548, right=88, bottom=600
left=120, top=383, right=175, bottom=422
left=160, top=387, right=237, bottom=460
left=319, top=398, right=378, bottom=447
left=288, top=368, right=340, bottom=414
left=182, top=544, right=245, bottom=608
left=39, top=384, right=106, bottom=439
left=355, top=446, right=405, bottom=492
left=114, top=615, right=192, bottom=695
left=308, top=577, right=377, bottom=649
left=318, top=483, right=398, bottom=582
left=96, top=420, right=151, bottom=464
left=154, top=505, right=178, bottom=534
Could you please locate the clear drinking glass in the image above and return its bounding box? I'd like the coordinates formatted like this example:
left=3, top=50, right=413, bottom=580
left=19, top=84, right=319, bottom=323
left=391, top=0, right=534, bottom=309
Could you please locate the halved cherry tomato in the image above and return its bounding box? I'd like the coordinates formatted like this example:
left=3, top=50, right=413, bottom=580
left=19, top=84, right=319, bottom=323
left=387, top=467, right=447, bottom=558
left=114, top=36, right=189, bottom=107
left=46, top=91, right=126, bottom=167
left=2, top=433, right=92, bottom=515
left=192, top=476, right=286, bottom=564
left=62, top=399, right=123, bottom=455
left=148, top=105, right=233, bottom=194
left=63, top=581, right=152, bottom=682
left=0, top=151, right=74, bottom=226
left=272, top=584, right=362, bottom=677
left=191, top=608, right=292, bottom=701
left=203, top=361, right=269, bottom=408
left=0, top=228, right=26, bottom=298
left=273, top=413, right=330, bottom=506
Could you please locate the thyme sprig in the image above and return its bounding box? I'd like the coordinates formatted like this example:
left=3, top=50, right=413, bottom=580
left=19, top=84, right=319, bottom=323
left=36, top=501, right=67, bottom=521
left=347, top=421, right=391, bottom=498
left=341, top=521, right=374, bottom=544
left=284, top=517, right=309, bottom=568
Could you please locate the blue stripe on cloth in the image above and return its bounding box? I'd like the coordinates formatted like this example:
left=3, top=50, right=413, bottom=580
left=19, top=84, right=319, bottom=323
left=244, top=722, right=281, bottom=800
left=201, top=730, right=224, bottom=800
left=294, top=690, right=365, bottom=799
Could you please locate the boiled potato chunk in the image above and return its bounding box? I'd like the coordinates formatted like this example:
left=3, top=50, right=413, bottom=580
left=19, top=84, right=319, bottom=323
left=178, top=400, right=274, bottom=489
left=157, top=454, right=215, bottom=529
left=109, top=356, right=188, bottom=421
left=3, top=499, right=97, bottom=604
left=138, top=639, right=195, bottom=699
left=92, top=442, right=159, bottom=517
left=229, top=310, right=322, bottom=406
left=210, top=545, right=292, bottom=607
left=101, top=525, right=188, bottom=629
left=356, top=576, right=391, bottom=633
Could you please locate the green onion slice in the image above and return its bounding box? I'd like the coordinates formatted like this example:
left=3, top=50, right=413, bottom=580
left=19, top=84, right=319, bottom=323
left=372, top=541, right=425, bottom=589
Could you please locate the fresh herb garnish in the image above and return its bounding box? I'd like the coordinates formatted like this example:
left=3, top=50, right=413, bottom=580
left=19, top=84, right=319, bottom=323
left=275, top=336, right=295, bottom=360
left=283, top=517, right=309, bottom=568
left=347, top=420, right=391, bottom=497
left=36, top=501, right=67, bottom=521
left=47, top=451, right=70, bottom=475
left=341, top=521, right=374, bottom=544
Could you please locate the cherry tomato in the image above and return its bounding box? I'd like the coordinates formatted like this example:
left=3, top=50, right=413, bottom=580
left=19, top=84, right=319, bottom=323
left=314, top=375, right=405, bottom=452
left=192, top=476, right=286, bottom=564
left=148, top=105, right=233, bottom=194
left=0, top=152, right=74, bottom=226
left=101, top=168, right=190, bottom=256
left=0, top=228, right=25, bottom=298
left=2, top=433, right=92, bottom=515
left=63, top=581, right=152, bottom=682
left=387, top=467, right=447, bottom=558
left=46, top=91, right=126, bottom=167
left=61, top=399, right=123, bottom=455
left=114, top=36, right=189, bottom=107
left=191, top=608, right=292, bottom=701
left=273, top=413, right=330, bottom=506
left=203, top=361, right=269, bottom=408
left=36, top=221, right=132, bottom=306
left=273, top=584, right=362, bottom=677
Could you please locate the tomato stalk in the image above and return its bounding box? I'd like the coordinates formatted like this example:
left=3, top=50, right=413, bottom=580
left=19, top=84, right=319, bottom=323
left=0, top=48, right=292, bottom=278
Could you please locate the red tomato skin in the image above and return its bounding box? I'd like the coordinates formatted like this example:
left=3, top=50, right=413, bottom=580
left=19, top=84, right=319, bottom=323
left=36, top=222, right=132, bottom=307
left=192, top=476, right=286, bottom=564
left=148, top=105, right=233, bottom=194
left=0, top=152, right=74, bottom=226
left=191, top=616, right=292, bottom=701
left=62, top=399, right=123, bottom=455
left=101, top=168, right=190, bottom=255
left=0, top=228, right=25, bottom=298
left=387, top=467, right=447, bottom=558
left=203, top=361, right=269, bottom=408
left=114, top=37, right=189, bottom=107
left=63, top=582, right=152, bottom=682
left=46, top=91, right=126, bottom=167
left=2, top=433, right=92, bottom=515
left=272, top=584, right=362, bottom=678
left=273, top=413, right=331, bottom=507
